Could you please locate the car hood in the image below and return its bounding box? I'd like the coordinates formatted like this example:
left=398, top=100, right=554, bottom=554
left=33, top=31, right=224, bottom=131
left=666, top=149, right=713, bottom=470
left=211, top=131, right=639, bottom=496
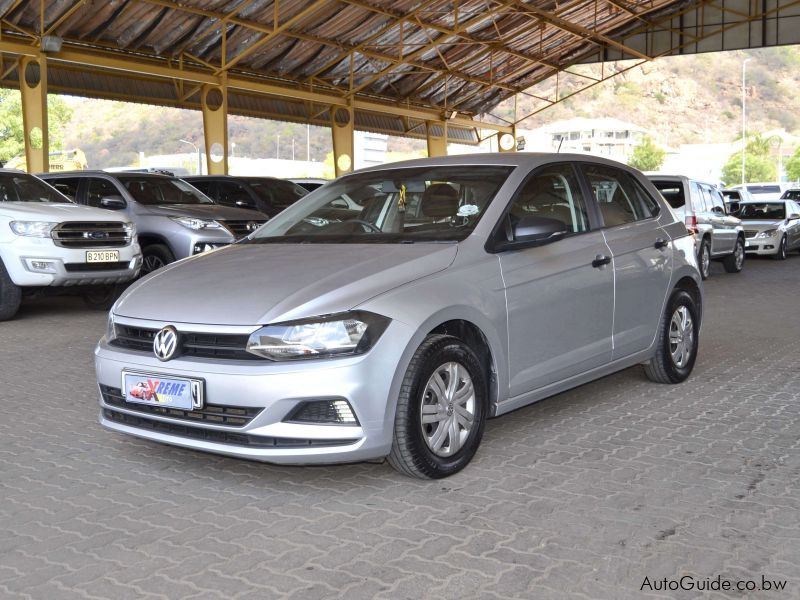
left=0, top=202, right=127, bottom=221
left=740, top=219, right=785, bottom=231
left=142, top=203, right=265, bottom=221
left=114, top=242, right=458, bottom=325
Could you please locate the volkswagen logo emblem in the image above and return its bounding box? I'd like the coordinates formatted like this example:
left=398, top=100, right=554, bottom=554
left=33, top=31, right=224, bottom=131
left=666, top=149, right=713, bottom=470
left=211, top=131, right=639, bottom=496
left=153, top=326, right=179, bottom=362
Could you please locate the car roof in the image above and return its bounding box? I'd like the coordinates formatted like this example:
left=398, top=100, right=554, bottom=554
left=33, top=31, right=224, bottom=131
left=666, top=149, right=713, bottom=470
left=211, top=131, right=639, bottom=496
left=40, top=170, right=174, bottom=179
left=0, top=168, right=26, bottom=174
left=183, top=175, right=285, bottom=182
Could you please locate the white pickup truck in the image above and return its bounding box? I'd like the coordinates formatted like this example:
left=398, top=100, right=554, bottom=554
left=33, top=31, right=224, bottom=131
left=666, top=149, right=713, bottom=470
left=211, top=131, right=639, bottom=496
left=0, top=169, right=142, bottom=320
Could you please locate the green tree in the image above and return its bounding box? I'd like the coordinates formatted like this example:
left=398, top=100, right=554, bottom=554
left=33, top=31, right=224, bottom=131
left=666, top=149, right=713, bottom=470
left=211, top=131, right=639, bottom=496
left=720, top=133, right=778, bottom=185
left=0, top=89, right=73, bottom=163
left=784, top=146, right=800, bottom=182
left=628, top=136, right=666, bottom=172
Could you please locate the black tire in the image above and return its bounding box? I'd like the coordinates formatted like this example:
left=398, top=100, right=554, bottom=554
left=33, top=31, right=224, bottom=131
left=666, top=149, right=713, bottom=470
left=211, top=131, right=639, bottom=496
left=644, top=289, right=699, bottom=384
left=0, top=259, right=22, bottom=322
left=773, top=235, right=787, bottom=260
left=82, top=284, right=124, bottom=310
left=388, top=334, right=488, bottom=479
left=141, top=244, right=175, bottom=275
left=698, top=238, right=711, bottom=280
left=723, top=236, right=745, bottom=273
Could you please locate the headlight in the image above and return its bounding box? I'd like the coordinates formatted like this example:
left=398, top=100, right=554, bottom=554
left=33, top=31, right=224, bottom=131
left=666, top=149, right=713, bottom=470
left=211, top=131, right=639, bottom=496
left=757, top=229, right=778, bottom=238
left=246, top=311, right=390, bottom=360
left=123, top=222, right=137, bottom=238
left=106, top=312, right=117, bottom=342
left=170, top=216, right=222, bottom=230
left=9, top=221, right=57, bottom=237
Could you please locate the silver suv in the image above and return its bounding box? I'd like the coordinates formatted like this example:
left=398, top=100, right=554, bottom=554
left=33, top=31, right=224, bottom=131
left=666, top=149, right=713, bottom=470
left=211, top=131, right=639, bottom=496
left=648, top=175, right=745, bottom=279
left=40, top=171, right=266, bottom=274
left=96, top=155, right=702, bottom=478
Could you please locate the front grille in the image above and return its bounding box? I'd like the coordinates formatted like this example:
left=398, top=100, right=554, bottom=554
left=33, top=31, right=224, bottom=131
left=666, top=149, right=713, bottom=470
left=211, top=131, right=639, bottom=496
left=110, top=324, right=257, bottom=361
left=52, top=222, right=130, bottom=248
left=744, top=230, right=759, bottom=238
left=101, top=385, right=260, bottom=427
left=221, top=220, right=266, bottom=239
left=65, top=261, right=131, bottom=272
left=102, top=408, right=358, bottom=448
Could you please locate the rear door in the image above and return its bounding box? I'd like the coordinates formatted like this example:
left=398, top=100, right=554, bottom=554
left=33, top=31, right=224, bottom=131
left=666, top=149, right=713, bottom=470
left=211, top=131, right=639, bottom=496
left=581, top=164, right=673, bottom=359
left=702, top=184, right=736, bottom=254
left=498, top=163, right=614, bottom=396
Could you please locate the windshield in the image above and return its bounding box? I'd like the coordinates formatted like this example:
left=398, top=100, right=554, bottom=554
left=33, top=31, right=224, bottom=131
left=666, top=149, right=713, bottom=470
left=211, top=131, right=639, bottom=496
left=118, top=176, right=213, bottom=205
left=650, top=180, right=684, bottom=209
left=737, top=203, right=786, bottom=220
left=0, top=172, right=70, bottom=203
left=247, top=165, right=513, bottom=243
left=248, top=179, right=308, bottom=209
left=780, top=190, right=800, bottom=200
left=746, top=185, right=780, bottom=195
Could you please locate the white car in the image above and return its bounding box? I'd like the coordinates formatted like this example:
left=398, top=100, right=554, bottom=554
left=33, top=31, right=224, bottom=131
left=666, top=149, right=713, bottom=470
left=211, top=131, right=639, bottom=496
left=0, top=169, right=141, bottom=320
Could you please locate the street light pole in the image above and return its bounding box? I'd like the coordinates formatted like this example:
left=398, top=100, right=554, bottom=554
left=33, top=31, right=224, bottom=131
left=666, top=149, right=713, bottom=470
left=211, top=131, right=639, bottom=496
left=180, top=139, right=201, bottom=175
left=741, top=58, right=752, bottom=186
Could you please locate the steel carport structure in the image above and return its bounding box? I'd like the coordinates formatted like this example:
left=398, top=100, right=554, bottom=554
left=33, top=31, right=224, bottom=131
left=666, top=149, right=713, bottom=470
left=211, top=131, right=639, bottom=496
left=2, top=0, right=800, bottom=174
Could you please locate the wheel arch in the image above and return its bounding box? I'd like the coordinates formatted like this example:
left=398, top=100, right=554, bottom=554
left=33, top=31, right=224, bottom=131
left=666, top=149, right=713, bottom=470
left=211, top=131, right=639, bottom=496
left=674, top=275, right=702, bottom=326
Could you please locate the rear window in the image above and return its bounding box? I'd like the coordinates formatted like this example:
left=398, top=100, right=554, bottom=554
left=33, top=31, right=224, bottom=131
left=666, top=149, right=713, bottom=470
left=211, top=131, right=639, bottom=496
left=780, top=189, right=800, bottom=200
left=746, top=185, right=780, bottom=194
left=650, top=180, right=685, bottom=209
left=722, top=190, right=740, bottom=201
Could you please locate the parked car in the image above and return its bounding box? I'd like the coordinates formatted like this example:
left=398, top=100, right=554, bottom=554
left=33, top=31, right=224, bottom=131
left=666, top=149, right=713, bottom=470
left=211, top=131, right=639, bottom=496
left=290, top=178, right=329, bottom=192
left=97, top=154, right=702, bottom=478
left=0, top=169, right=141, bottom=320
left=738, top=199, right=800, bottom=259
left=183, top=175, right=308, bottom=218
left=721, top=188, right=754, bottom=214
left=40, top=171, right=266, bottom=274
left=779, top=188, right=800, bottom=202
left=728, top=182, right=790, bottom=201
left=648, top=174, right=745, bottom=279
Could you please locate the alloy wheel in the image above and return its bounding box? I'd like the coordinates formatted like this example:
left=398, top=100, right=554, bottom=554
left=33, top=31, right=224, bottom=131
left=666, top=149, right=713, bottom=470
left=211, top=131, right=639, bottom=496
left=420, top=361, right=476, bottom=457
left=143, top=254, right=166, bottom=274
left=700, top=244, right=710, bottom=278
left=669, top=306, right=695, bottom=369
left=734, top=241, right=744, bottom=269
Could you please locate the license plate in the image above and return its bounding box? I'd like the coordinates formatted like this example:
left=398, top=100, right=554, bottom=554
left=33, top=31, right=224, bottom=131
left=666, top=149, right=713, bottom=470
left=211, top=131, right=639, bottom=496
left=87, top=250, right=120, bottom=263
left=123, top=372, right=203, bottom=410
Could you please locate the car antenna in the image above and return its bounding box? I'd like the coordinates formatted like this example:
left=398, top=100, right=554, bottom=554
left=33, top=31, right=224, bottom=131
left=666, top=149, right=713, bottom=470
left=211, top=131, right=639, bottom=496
left=557, top=138, right=564, bottom=153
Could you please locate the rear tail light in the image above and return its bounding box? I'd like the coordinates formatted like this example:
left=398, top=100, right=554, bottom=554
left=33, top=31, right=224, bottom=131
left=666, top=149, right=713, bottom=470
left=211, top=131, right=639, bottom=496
left=685, top=215, right=698, bottom=234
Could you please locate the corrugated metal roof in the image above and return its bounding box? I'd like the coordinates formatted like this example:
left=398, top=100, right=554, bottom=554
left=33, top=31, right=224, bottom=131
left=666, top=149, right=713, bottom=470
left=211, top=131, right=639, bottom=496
left=0, top=0, right=687, bottom=139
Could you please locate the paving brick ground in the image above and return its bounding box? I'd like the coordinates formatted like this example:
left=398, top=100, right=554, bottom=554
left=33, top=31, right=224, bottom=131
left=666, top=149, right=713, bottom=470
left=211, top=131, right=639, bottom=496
left=1, top=255, right=799, bottom=599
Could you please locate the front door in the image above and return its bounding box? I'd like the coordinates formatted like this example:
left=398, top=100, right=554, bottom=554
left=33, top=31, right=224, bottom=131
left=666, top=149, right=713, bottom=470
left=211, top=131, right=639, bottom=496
left=498, top=163, right=614, bottom=397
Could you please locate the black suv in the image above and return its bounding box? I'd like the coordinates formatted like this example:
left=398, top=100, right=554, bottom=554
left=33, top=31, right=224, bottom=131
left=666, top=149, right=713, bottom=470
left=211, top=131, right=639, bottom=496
left=184, top=175, right=308, bottom=218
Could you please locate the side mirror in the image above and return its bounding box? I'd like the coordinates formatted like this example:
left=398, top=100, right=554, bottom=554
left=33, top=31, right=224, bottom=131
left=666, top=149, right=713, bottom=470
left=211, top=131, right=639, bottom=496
left=494, top=215, right=568, bottom=251
left=100, top=195, right=127, bottom=210
left=788, top=213, right=800, bottom=221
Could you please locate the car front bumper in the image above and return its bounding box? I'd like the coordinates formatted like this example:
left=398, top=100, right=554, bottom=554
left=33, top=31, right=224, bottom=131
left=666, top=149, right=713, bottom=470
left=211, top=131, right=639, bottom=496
left=95, top=316, right=415, bottom=464
left=3, top=237, right=142, bottom=286
left=744, top=238, right=779, bottom=255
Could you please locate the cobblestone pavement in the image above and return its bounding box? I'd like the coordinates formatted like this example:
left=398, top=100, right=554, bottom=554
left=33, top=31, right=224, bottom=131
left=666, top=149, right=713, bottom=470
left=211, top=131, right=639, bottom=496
left=1, top=256, right=799, bottom=600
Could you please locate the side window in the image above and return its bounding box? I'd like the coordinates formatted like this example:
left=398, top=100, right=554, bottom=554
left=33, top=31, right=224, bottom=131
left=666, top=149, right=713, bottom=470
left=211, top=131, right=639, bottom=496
left=582, top=165, right=655, bottom=227
left=698, top=184, right=716, bottom=213
left=217, top=181, right=254, bottom=208
left=689, top=182, right=705, bottom=212
left=49, top=177, right=80, bottom=201
left=86, top=178, right=122, bottom=207
left=509, top=164, right=590, bottom=234
left=189, top=180, right=214, bottom=196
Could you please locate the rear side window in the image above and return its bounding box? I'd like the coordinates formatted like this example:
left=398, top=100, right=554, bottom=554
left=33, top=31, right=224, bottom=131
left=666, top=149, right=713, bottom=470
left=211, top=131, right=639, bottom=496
left=510, top=164, right=590, bottom=234
left=87, top=178, right=122, bottom=207
left=651, top=180, right=685, bottom=210
left=583, top=165, right=657, bottom=226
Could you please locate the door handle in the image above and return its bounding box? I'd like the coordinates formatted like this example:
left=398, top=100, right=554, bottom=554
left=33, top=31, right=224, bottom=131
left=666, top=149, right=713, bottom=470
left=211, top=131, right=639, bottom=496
left=592, top=255, right=612, bottom=268
left=654, top=238, right=669, bottom=249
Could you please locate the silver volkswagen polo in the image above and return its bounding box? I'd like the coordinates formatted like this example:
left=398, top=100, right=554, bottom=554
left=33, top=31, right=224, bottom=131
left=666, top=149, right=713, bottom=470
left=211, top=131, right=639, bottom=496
left=96, top=154, right=702, bottom=478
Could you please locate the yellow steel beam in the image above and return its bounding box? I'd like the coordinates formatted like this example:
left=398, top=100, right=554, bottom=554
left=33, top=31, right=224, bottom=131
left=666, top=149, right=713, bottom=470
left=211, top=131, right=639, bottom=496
left=330, top=105, right=354, bottom=176
left=426, top=121, right=447, bottom=157
left=201, top=83, right=228, bottom=175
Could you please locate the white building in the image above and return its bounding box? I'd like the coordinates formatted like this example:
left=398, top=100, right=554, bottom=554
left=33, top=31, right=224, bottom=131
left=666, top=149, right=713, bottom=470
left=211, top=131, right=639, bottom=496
left=522, top=117, right=649, bottom=162
left=354, top=131, right=388, bottom=170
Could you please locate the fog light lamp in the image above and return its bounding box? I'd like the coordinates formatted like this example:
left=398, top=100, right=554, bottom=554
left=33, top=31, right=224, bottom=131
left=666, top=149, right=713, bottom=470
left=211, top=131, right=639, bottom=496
left=285, top=399, right=359, bottom=425
left=27, top=259, right=57, bottom=273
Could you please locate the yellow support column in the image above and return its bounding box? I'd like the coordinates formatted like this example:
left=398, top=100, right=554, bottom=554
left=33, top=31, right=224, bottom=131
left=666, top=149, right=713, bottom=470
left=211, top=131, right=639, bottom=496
left=331, top=106, right=354, bottom=177
left=426, top=121, right=447, bottom=157
left=497, top=127, right=517, bottom=153
left=201, top=84, right=228, bottom=175
left=19, top=56, right=48, bottom=173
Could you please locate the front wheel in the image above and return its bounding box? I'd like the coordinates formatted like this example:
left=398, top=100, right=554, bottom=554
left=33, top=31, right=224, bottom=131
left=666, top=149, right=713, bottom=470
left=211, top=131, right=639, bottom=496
left=698, top=238, right=711, bottom=280
left=644, top=289, right=699, bottom=384
left=141, top=244, right=175, bottom=275
left=0, top=259, right=22, bottom=321
left=388, top=335, right=487, bottom=479
left=723, top=237, right=745, bottom=273
left=773, top=235, right=787, bottom=260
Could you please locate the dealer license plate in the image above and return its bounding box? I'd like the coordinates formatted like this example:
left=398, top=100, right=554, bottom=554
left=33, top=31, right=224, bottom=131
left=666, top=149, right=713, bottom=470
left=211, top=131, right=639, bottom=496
left=123, top=372, right=203, bottom=410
